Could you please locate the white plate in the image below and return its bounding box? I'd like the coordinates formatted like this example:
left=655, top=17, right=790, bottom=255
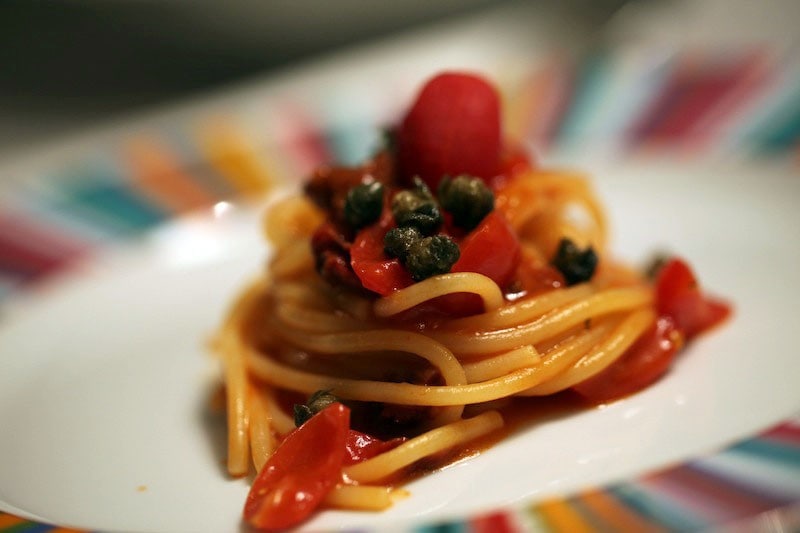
left=1, top=155, right=798, bottom=532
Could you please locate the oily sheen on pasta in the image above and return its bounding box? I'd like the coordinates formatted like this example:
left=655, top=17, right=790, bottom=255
left=211, top=72, right=730, bottom=531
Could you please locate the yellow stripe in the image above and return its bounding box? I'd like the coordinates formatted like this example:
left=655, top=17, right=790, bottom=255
left=197, top=118, right=275, bottom=196
left=579, top=489, right=665, bottom=532
left=536, top=498, right=595, bottom=533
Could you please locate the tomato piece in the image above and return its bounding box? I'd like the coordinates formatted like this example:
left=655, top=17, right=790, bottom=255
left=350, top=222, right=413, bottom=296
left=573, top=316, right=682, bottom=403
left=398, top=72, right=501, bottom=190
left=491, top=144, right=535, bottom=189
left=514, top=259, right=565, bottom=297
left=243, top=403, right=350, bottom=531
left=344, top=430, right=406, bottom=466
left=655, top=258, right=731, bottom=339
left=452, top=211, right=520, bottom=287
left=422, top=212, right=520, bottom=316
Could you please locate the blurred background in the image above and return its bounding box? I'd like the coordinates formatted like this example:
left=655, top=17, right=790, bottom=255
left=0, top=0, right=798, bottom=294
left=2, top=0, right=797, bottom=163
left=0, top=0, right=620, bottom=160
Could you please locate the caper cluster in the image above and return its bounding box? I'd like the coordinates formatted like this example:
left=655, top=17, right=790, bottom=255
left=342, top=174, right=496, bottom=282
left=383, top=179, right=458, bottom=280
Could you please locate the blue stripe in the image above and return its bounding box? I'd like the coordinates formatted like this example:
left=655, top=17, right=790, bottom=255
left=324, top=124, right=380, bottom=166
left=52, top=167, right=167, bottom=234
left=608, top=483, right=706, bottom=531
left=414, top=523, right=467, bottom=533
left=554, top=52, right=611, bottom=146
left=65, top=183, right=168, bottom=229
left=747, top=78, right=800, bottom=153
left=729, top=438, right=800, bottom=469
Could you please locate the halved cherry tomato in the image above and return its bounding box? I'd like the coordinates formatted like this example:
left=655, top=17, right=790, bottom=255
left=452, top=211, right=520, bottom=288
left=350, top=221, right=413, bottom=296
left=344, top=431, right=406, bottom=466
left=573, top=316, right=682, bottom=403
left=655, top=258, right=731, bottom=339
left=514, top=259, right=564, bottom=297
left=397, top=72, right=501, bottom=190
left=243, top=403, right=350, bottom=531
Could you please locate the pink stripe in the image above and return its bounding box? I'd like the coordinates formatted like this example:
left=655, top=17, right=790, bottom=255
left=762, top=420, right=800, bottom=446
left=470, top=510, right=518, bottom=533
left=0, top=234, right=68, bottom=279
left=0, top=210, right=89, bottom=259
left=642, top=464, right=786, bottom=523
left=626, top=57, right=689, bottom=145
left=687, top=51, right=772, bottom=149
left=274, top=102, right=332, bottom=177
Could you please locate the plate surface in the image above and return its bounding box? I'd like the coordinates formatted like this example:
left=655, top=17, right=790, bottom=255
left=1, top=155, right=798, bottom=532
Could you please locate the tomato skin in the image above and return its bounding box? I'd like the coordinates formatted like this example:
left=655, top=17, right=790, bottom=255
left=513, top=257, right=564, bottom=297
left=350, top=220, right=414, bottom=296
left=398, top=72, right=501, bottom=190
left=573, top=316, right=682, bottom=403
left=656, top=258, right=731, bottom=339
left=344, top=431, right=405, bottom=466
left=243, top=403, right=350, bottom=531
left=452, top=211, right=520, bottom=287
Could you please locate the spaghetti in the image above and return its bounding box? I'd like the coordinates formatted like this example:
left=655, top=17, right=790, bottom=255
left=211, top=72, right=731, bottom=531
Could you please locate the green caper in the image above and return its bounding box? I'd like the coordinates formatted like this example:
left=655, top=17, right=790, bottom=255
left=384, top=226, right=423, bottom=260
left=438, top=175, right=494, bottom=230
left=293, top=390, right=340, bottom=426
left=391, top=178, right=442, bottom=234
left=405, top=235, right=460, bottom=281
left=344, top=181, right=384, bottom=229
left=551, top=238, right=598, bottom=286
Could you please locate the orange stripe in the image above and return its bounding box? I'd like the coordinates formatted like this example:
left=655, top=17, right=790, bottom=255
left=536, top=498, right=594, bottom=533
left=512, top=59, right=572, bottom=148
left=197, top=119, right=275, bottom=196
left=50, top=527, right=88, bottom=533
left=124, top=137, right=217, bottom=213
left=579, top=488, right=665, bottom=532
left=0, top=512, right=26, bottom=528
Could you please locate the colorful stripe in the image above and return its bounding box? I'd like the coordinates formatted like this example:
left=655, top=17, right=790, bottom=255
left=0, top=513, right=86, bottom=532
left=553, top=51, right=612, bottom=147
left=122, top=136, right=220, bottom=213
left=195, top=118, right=278, bottom=197
left=575, top=488, right=663, bottom=532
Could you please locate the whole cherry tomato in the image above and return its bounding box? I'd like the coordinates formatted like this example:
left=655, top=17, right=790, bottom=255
left=397, top=72, right=501, bottom=190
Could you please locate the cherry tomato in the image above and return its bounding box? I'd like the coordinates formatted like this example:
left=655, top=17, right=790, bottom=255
left=513, top=257, right=564, bottom=297
left=344, top=431, right=406, bottom=466
left=243, top=403, right=350, bottom=531
left=452, top=211, right=520, bottom=288
left=655, top=258, right=731, bottom=339
left=573, top=316, right=681, bottom=403
left=350, top=221, right=413, bottom=296
left=397, top=72, right=501, bottom=190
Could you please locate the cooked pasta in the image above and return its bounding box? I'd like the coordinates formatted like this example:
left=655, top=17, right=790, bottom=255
left=211, top=72, right=730, bottom=531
